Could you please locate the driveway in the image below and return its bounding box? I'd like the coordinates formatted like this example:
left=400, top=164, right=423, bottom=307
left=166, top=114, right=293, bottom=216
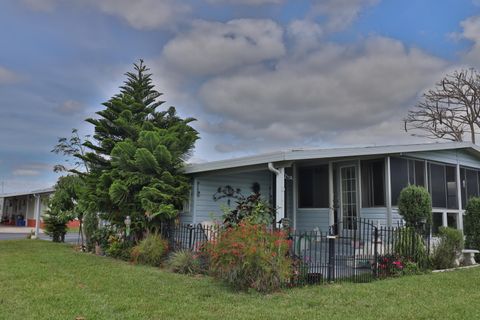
left=0, top=226, right=80, bottom=243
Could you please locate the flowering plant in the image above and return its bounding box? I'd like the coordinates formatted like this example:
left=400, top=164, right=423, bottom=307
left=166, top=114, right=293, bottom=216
left=376, top=254, right=404, bottom=277
left=203, top=221, right=292, bottom=293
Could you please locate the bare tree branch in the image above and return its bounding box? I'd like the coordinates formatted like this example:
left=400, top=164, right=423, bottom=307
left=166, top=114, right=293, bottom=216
left=405, top=69, right=480, bottom=144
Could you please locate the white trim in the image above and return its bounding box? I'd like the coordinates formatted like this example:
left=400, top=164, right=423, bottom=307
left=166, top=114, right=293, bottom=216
left=192, top=178, right=198, bottom=225
left=328, top=161, right=334, bottom=226
left=184, top=142, right=480, bottom=174
left=456, top=161, right=464, bottom=230
left=292, top=163, right=298, bottom=230
left=386, top=156, right=392, bottom=227
left=34, top=194, right=41, bottom=238
left=357, top=159, right=362, bottom=218
left=275, top=167, right=285, bottom=223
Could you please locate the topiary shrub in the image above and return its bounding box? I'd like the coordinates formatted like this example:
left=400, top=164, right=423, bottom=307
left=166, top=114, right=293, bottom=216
left=398, top=185, right=432, bottom=228
left=204, top=222, right=292, bottom=293
left=167, top=250, right=202, bottom=275
left=131, top=232, right=168, bottom=267
left=464, top=197, right=480, bottom=257
left=431, top=227, right=464, bottom=270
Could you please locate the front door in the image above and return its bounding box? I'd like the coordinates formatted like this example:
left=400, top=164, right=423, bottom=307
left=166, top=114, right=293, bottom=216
left=339, top=165, right=358, bottom=230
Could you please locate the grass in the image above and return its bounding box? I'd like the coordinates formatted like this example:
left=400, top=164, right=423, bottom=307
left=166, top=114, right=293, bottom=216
left=1, top=240, right=480, bottom=320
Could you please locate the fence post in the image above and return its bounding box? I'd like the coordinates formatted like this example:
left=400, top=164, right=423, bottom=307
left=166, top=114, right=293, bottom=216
left=327, top=235, right=336, bottom=282
left=188, top=224, right=195, bottom=250
left=373, top=225, right=379, bottom=278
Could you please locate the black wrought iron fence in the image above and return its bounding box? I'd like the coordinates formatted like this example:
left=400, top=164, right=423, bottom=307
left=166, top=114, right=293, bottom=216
left=158, top=218, right=429, bottom=286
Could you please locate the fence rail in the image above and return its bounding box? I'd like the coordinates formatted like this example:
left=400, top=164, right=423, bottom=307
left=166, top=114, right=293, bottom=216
left=158, top=218, right=430, bottom=286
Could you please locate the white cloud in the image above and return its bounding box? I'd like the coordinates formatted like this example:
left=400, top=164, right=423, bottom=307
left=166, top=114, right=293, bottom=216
left=0, top=66, right=22, bottom=85
left=12, top=163, right=53, bottom=177
left=207, top=0, right=283, bottom=5
left=53, top=100, right=86, bottom=116
left=458, top=16, right=480, bottom=66
left=163, top=19, right=285, bottom=76
left=198, top=36, right=447, bottom=150
left=22, top=0, right=189, bottom=30
left=93, top=0, right=190, bottom=30
left=311, top=0, right=379, bottom=32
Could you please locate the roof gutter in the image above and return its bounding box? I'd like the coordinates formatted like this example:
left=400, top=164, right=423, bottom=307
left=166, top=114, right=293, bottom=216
left=268, top=162, right=280, bottom=175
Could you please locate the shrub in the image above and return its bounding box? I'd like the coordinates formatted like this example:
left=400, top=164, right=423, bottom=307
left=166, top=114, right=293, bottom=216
left=398, top=185, right=432, bottom=228
left=204, top=222, right=292, bottom=293
left=167, top=250, right=202, bottom=274
left=376, top=254, right=404, bottom=278
left=464, top=197, right=480, bottom=256
left=43, top=210, right=70, bottom=242
left=105, top=234, right=132, bottom=261
left=401, top=260, right=423, bottom=275
left=131, top=232, right=168, bottom=267
left=394, top=227, right=429, bottom=268
left=223, top=192, right=274, bottom=228
left=431, top=227, right=464, bottom=270
left=83, top=211, right=99, bottom=252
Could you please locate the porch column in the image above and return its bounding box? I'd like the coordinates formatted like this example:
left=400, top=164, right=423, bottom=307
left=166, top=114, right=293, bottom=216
left=292, top=163, right=298, bottom=230
left=275, top=167, right=285, bottom=224
left=25, top=195, right=30, bottom=227
left=385, top=156, right=392, bottom=227
left=328, top=162, right=334, bottom=226
left=34, top=194, right=41, bottom=238
left=456, top=163, right=464, bottom=231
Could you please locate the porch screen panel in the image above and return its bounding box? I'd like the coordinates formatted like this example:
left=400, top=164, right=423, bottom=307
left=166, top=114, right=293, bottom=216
left=361, top=159, right=385, bottom=207
left=390, top=157, right=408, bottom=205
left=461, top=168, right=480, bottom=205
left=298, top=165, right=329, bottom=208
left=429, top=163, right=447, bottom=208
left=445, top=166, right=458, bottom=209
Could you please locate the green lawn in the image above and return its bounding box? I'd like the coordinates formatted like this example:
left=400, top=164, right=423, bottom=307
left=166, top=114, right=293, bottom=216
left=0, top=240, right=479, bottom=320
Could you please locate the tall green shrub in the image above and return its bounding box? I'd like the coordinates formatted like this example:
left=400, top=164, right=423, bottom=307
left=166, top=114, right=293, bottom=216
left=431, top=227, right=464, bottom=269
left=130, top=233, right=168, bottom=267
left=465, top=197, right=480, bottom=252
left=398, top=185, right=432, bottom=227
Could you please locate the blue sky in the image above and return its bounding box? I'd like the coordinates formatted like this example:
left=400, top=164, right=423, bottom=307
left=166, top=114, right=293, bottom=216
left=0, top=0, right=479, bottom=193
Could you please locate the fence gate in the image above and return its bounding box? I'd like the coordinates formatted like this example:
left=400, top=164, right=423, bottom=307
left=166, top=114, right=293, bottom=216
left=291, top=218, right=380, bottom=284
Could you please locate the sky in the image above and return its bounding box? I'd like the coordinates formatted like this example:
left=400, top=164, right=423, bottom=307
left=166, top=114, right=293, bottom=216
left=1, top=0, right=480, bottom=193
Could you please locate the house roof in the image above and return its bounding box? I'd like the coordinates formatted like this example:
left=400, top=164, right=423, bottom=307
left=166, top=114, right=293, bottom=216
left=184, top=142, right=480, bottom=174
left=0, top=187, right=55, bottom=198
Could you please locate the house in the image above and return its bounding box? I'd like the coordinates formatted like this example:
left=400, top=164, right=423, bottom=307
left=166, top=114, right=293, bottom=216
left=0, top=188, right=54, bottom=228
left=180, top=142, right=480, bottom=234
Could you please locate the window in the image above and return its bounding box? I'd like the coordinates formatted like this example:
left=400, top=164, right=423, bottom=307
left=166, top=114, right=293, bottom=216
left=298, top=165, right=329, bottom=208
left=429, top=163, right=457, bottom=209
left=447, top=212, right=458, bottom=229
left=390, top=158, right=425, bottom=205
left=460, top=168, right=480, bottom=206
left=361, top=159, right=385, bottom=207
left=432, top=212, right=443, bottom=235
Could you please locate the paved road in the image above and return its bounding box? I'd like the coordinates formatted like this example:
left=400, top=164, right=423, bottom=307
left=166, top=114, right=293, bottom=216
left=0, top=232, right=80, bottom=243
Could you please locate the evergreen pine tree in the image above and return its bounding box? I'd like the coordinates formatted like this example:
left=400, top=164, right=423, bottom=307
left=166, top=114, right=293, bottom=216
left=80, top=60, right=198, bottom=231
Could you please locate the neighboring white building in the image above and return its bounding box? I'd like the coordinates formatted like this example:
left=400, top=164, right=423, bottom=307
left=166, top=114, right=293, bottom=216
left=0, top=188, right=54, bottom=231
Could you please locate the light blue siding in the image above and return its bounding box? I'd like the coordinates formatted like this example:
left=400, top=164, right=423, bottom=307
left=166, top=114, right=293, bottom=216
left=184, top=170, right=272, bottom=224
left=405, top=149, right=480, bottom=168
left=296, top=208, right=330, bottom=232
left=360, top=207, right=388, bottom=226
